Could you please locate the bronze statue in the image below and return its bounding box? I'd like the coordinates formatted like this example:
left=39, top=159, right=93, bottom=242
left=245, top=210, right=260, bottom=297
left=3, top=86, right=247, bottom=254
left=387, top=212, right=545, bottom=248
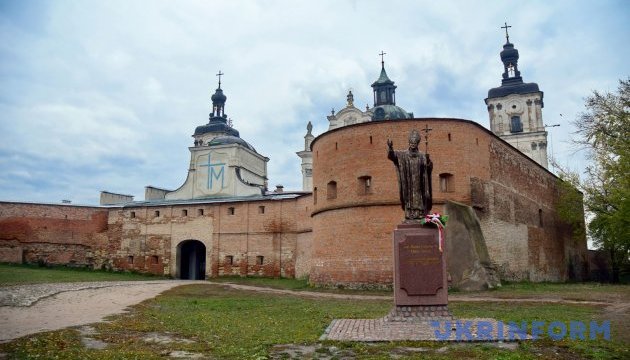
left=387, top=130, right=433, bottom=221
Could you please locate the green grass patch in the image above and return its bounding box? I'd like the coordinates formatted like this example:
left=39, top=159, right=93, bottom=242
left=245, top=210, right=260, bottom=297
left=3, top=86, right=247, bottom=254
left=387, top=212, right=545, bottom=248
left=468, top=281, right=630, bottom=302
left=2, top=283, right=628, bottom=359
left=209, top=275, right=393, bottom=295
left=209, top=275, right=312, bottom=290
left=0, top=263, right=166, bottom=286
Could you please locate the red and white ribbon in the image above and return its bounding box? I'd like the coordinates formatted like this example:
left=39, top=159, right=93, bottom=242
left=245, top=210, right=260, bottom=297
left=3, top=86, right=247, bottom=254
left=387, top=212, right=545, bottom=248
left=425, top=213, right=445, bottom=252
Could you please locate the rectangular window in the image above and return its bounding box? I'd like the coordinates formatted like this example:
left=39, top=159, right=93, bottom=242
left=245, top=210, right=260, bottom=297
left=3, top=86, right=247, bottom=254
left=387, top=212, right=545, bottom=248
left=198, top=209, right=204, bottom=216
left=127, top=256, right=134, bottom=264
left=511, top=116, right=523, bottom=133
left=130, top=211, right=136, bottom=218
left=228, top=207, right=235, bottom=215
left=154, top=210, right=160, bottom=217
left=256, top=256, right=264, bottom=265
left=226, top=255, right=233, bottom=265
left=313, top=187, right=318, bottom=205
left=151, top=255, right=159, bottom=264
left=182, top=209, right=188, bottom=217
left=439, top=173, right=454, bottom=192
left=258, top=205, right=265, bottom=214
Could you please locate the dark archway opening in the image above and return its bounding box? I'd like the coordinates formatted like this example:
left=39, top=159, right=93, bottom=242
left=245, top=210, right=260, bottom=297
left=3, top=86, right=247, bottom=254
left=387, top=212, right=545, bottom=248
left=178, top=240, right=206, bottom=280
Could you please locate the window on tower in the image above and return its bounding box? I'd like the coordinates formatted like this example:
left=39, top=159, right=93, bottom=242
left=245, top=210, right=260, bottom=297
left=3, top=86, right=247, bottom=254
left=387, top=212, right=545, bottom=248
left=510, top=116, right=523, bottom=133
left=507, top=63, right=515, bottom=77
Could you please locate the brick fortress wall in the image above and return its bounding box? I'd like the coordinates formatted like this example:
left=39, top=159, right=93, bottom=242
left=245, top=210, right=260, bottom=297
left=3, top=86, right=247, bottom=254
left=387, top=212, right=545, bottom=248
left=309, top=118, right=587, bottom=287
left=0, top=202, right=110, bottom=267
left=107, top=195, right=313, bottom=277
left=0, top=196, right=313, bottom=279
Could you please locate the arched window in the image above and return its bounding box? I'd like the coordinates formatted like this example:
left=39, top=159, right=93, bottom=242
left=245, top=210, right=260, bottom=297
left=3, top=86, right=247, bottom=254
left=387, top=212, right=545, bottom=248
left=439, top=173, right=454, bottom=192
left=327, top=181, right=337, bottom=199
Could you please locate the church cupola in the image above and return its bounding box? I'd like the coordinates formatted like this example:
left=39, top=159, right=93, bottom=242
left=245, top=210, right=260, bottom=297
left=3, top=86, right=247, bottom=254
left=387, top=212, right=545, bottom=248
left=369, top=51, right=413, bottom=121
left=498, top=23, right=524, bottom=86
left=210, top=71, right=227, bottom=120
left=194, top=71, right=240, bottom=139
left=487, top=23, right=541, bottom=100
left=371, top=52, right=397, bottom=106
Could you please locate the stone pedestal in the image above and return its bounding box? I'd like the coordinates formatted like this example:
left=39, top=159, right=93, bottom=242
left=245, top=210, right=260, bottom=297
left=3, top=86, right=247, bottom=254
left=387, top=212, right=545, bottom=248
left=388, top=223, right=451, bottom=322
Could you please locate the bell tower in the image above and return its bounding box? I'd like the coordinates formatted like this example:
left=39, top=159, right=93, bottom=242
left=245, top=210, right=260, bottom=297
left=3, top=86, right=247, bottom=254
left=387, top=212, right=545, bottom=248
left=485, top=23, right=549, bottom=168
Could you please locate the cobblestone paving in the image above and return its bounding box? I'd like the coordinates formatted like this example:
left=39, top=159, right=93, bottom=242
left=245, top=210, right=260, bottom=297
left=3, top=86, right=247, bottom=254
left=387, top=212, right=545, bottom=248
left=321, top=317, right=531, bottom=341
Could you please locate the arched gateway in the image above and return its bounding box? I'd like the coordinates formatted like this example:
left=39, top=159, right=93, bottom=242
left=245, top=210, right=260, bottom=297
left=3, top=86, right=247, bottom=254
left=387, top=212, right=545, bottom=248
left=177, top=240, right=206, bottom=280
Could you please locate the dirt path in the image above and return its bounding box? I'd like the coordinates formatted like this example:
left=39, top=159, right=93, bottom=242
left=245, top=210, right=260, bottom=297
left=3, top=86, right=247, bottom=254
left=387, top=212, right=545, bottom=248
left=0, top=280, right=197, bottom=342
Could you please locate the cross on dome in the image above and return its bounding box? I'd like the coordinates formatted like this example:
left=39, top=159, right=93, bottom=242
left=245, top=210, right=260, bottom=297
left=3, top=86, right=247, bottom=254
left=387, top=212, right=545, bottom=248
left=216, top=70, right=224, bottom=88
left=501, top=22, right=512, bottom=43
left=379, top=51, right=387, bottom=69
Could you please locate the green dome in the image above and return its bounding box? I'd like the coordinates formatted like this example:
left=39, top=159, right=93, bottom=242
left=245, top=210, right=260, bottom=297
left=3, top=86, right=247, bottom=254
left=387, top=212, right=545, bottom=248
left=372, top=104, right=412, bottom=121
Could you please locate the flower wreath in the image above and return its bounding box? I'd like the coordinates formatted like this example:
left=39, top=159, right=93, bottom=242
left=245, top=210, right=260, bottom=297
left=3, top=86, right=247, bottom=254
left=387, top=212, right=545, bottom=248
left=420, top=213, right=449, bottom=252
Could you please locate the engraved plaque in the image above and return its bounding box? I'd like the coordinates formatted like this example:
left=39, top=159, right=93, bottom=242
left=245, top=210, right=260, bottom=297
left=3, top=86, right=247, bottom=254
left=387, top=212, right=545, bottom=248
left=399, top=234, right=443, bottom=296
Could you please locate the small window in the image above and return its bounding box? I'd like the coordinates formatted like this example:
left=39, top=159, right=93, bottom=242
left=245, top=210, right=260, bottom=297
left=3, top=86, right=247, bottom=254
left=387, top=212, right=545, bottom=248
left=369, top=135, right=373, bottom=144
left=198, top=209, right=204, bottom=216
left=151, top=255, right=159, bottom=264
left=539, top=209, right=543, bottom=227
left=313, top=187, right=318, bottom=205
left=181, top=209, right=188, bottom=217
left=358, top=176, right=372, bottom=195
left=256, top=256, right=264, bottom=265
left=226, top=255, right=233, bottom=265
left=258, top=205, right=265, bottom=214
left=439, top=173, right=454, bottom=193
left=127, top=256, right=134, bottom=264
left=448, top=133, right=452, bottom=141
left=154, top=210, right=160, bottom=217
left=335, top=142, right=338, bottom=150
left=476, top=138, right=479, bottom=145
left=228, top=207, right=235, bottom=215
left=327, top=181, right=337, bottom=199
left=531, top=142, right=538, bottom=150
left=130, top=211, right=136, bottom=218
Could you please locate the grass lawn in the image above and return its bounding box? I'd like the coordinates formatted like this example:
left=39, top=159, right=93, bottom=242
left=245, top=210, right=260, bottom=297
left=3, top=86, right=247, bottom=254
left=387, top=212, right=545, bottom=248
left=1, top=283, right=628, bottom=359
left=0, top=263, right=166, bottom=286
left=209, top=275, right=393, bottom=295
left=472, top=281, right=630, bottom=303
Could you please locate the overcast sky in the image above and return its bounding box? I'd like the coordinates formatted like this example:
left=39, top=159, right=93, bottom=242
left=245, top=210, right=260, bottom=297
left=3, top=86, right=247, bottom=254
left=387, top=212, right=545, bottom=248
left=0, top=0, right=628, bottom=205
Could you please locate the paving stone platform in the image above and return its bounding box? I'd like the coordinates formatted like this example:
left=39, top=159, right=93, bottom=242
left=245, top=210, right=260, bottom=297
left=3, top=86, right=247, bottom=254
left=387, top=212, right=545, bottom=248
left=321, top=317, right=531, bottom=342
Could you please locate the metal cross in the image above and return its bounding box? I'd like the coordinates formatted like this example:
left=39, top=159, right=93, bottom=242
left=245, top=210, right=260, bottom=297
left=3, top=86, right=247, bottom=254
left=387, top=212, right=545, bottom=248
left=421, top=124, right=433, bottom=153
left=379, top=51, right=386, bottom=67
left=216, top=70, right=224, bottom=87
left=501, top=22, right=512, bottom=43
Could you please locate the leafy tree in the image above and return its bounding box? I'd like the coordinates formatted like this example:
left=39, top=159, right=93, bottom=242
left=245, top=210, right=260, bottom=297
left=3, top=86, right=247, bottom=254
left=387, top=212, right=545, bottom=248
left=568, top=78, right=630, bottom=282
